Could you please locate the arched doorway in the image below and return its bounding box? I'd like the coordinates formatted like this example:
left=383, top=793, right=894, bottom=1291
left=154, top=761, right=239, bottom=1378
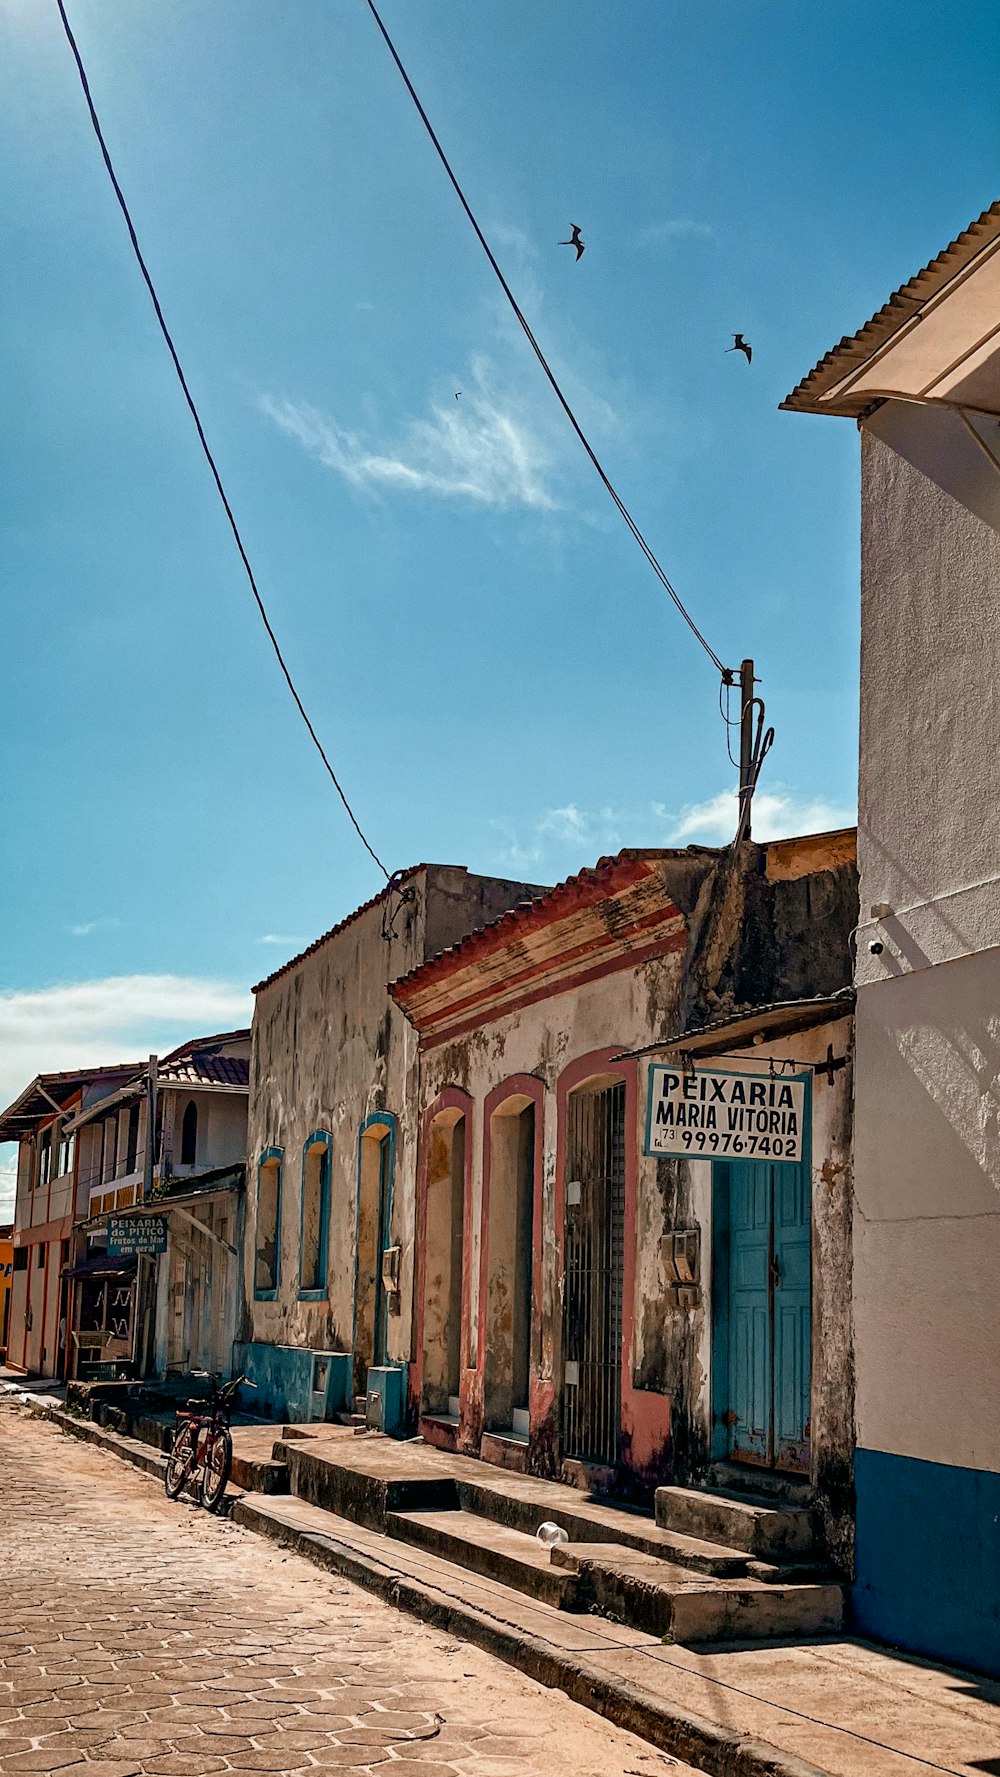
left=354, top=1115, right=395, bottom=1399
left=561, top=1073, right=627, bottom=1467
left=483, top=1091, right=537, bottom=1438
left=421, top=1106, right=467, bottom=1419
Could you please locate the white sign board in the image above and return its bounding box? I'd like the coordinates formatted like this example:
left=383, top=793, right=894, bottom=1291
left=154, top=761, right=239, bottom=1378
left=645, top=1065, right=806, bottom=1163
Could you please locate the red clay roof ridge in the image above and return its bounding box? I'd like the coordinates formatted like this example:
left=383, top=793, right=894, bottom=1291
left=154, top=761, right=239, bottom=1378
left=390, top=845, right=716, bottom=1005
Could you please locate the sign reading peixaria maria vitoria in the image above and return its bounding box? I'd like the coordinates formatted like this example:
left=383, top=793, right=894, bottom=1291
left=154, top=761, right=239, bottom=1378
left=645, top=1065, right=806, bottom=1163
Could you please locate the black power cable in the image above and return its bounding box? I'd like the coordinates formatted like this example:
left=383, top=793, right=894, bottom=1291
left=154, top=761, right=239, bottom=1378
left=53, top=0, right=390, bottom=883
left=366, top=0, right=730, bottom=683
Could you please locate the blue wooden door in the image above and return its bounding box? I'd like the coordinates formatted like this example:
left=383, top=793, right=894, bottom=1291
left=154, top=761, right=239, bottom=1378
left=728, top=1162, right=772, bottom=1464
left=721, top=1159, right=811, bottom=1471
left=773, top=1162, right=811, bottom=1468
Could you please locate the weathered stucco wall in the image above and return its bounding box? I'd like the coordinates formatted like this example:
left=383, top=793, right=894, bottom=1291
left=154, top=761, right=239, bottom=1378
left=405, top=842, right=856, bottom=1516
left=244, top=867, right=545, bottom=1387
left=859, top=415, right=1000, bottom=969
left=246, top=881, right=425, bottom=1364
left=417, top=968, right=854, bottom=1522
left=419, top=947, right=689, bottom=1481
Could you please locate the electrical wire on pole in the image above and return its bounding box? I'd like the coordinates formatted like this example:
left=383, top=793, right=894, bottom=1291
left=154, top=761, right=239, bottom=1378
left=365, top=0, right=731, bottom=685
left=53, top=0, right=391, bottom=882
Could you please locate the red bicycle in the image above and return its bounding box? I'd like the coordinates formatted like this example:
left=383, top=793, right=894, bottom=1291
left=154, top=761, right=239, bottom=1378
left=164, top=1372, right=254, bottom=1512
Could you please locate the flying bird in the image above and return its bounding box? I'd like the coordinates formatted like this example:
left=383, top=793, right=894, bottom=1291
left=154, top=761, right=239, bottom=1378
left=728, top=332, right=752, bottom=364
left=559, top=223, right=585, bottom=261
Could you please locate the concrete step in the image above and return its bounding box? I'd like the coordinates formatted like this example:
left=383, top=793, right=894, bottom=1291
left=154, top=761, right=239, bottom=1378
left=275, top=1435, right=459, bottom=1529
left=386, top=1508, right=581, bottom=1610
left=745, top=1558, right=831, bottom=1585
left=276, top=1432, right=754, bottom=1579
left=229, top=1452, right=289, bottom=1494
left=655, top=1485, right=814, bottom=1558
left=709, top=1461, right=812, bottom=1507
left=551, top=1542, right=842, bottom=1645
left=387, top=1507, right=840, bottom=1645
left=455, top=1475, right=749, bottom=1577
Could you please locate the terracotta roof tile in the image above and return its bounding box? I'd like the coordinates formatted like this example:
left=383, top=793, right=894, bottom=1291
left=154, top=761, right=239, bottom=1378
left=156, top=1054, right=250, bottom=1090
left=0, top=1063, right=145, bottom=1142
left=390, top=847, right=715, bottom=1011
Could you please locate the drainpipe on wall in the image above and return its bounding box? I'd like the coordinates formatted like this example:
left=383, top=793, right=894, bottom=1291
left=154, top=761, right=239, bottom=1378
left=142, top=1056, right=158, bottom=1203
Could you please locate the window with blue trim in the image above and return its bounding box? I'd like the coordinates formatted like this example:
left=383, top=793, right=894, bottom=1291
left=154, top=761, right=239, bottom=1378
left=300, top=1133, right=331, bottom=1297
left=255, top=1150, right=282, bottom=1297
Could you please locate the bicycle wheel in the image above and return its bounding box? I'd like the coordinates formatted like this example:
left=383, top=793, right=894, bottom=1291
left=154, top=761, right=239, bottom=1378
left=201, top=1427, right=232, bottom=1512
left=164, top=1421, right=197, bottom=1500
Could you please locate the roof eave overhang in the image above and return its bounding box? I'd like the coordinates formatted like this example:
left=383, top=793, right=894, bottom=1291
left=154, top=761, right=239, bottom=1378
left=618, top=991, right=855, bottom=1062
left=154, top=1079, right=249, bottom=1097
left=783, top=200, right=1000, bottom=419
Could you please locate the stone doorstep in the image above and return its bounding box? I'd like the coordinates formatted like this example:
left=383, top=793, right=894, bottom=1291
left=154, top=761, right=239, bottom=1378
left=391, top=1507, right=842, bottom=1644
left=229, top=1451, right=289, bottom=1494
left=279, top=1437, right=841, bottom=1647
left=274, top=1434, right=754, bottom=1577
left=710, top=1461, right=813, bottom=1507
left=276, top=1437, right=459, bottom=1531
left=550, top=1544, right=843, bottom=1644
left=456, top=1476, right=750, bottom=1577
left=232, top=1490, right=831, bottom=1777
left=656, top=1486, right=815, bottom=1558
left=386, top=1508, right=581, bottom=1610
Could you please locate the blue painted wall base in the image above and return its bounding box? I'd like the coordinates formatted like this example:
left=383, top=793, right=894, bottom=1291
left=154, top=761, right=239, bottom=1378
left=854, top=1446, right=1000, bottom=1677
left=234, top=1341, right=352, bottom=1424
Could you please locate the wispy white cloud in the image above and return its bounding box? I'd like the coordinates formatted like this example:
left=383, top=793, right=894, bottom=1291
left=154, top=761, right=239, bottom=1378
left=665, top=785, right=855, bottom=846
left=490, top=222, right=537, bottom=263
left=636, top=218, right=714, bottom=248
left=69, top=916, right=121, bottom=938
left=0, top=975, right=253, bottom=1215
left=260, top=357, right=557, bottom=511
left=489, top=784, right=855, bottom=877
left=490, top=803, right=625, bottom=871
left=255, top=934, right=304, bottom=947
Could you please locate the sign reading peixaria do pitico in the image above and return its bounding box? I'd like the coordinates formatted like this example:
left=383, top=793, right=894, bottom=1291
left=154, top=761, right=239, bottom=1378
left=645, top=1065, right=806, bottom=1163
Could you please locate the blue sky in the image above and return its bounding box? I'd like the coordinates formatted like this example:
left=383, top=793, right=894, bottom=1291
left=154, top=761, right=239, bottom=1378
left=2, top=0, right=999, bottom=1202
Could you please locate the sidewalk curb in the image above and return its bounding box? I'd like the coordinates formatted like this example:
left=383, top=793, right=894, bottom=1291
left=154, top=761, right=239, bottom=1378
left=15, top=1396, right=829, bottom=1777
left=32, top=1399, right=168, bottom=1482
left=232, top=1495, right=829, bottom=1777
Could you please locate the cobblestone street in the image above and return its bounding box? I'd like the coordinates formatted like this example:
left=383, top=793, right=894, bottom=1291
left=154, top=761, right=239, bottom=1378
left=0, top=1403, right=690, bottom=1777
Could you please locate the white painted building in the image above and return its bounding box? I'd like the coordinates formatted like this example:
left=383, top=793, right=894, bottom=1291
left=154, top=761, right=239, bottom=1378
left=784, top=198, right=1000, bottom=1674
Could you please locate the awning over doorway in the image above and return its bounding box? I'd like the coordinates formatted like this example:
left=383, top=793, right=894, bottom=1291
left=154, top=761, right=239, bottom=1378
left=618, top=989, right=854, bottom=1061
left=62, top=1251, right=137, bottom=1281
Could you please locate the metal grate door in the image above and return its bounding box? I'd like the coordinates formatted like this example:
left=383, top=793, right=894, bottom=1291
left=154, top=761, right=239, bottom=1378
left=561, top=1082, right=626, bottom=1465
